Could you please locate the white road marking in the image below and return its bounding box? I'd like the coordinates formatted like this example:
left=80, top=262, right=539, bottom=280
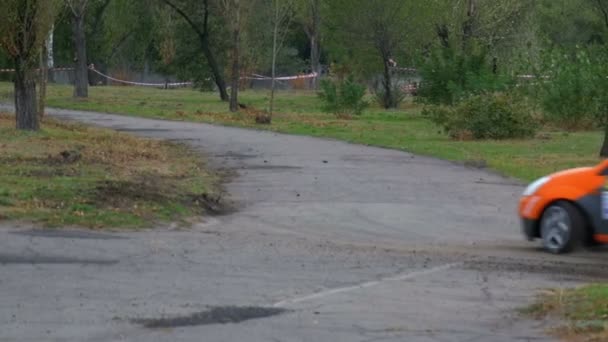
left=273, top=262, right=461, bottom=307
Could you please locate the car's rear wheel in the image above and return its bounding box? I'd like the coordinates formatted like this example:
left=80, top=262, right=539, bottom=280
left=540, top=201, right=584, bottom=254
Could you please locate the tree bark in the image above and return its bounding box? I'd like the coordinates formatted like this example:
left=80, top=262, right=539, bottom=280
left=269, top=4, right=279, bottom=117
left=310, top=35, right=319, bottom=88
left=382, top=58, right=392, bottom=109
left=201, top=38, right=229, bottom=101
left=72, top=12, right=89, bottom=98
left=309, top=0, right=320, bottom=89
left=47, top=27, right=55, bottom=83
left=14, top=58, right=39, bottom=130
left=38, top=44, right=49, bottom=119
left=229, top=1, right=240, bottom=112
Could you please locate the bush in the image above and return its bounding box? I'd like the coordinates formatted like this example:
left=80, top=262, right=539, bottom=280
left=424, top=93, right=537, bottom=140
left=318, top=76, right=369, bottom=116
left=416, top=45, right=514, bottom=106
left=373, top=82, right=406, bottom=109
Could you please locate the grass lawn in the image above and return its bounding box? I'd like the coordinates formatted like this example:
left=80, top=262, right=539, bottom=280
left=524, top=284, right=608, bottom=341
left=0, top=82, right=603, bottom=181
left=0, top=113, right=220, bottom=228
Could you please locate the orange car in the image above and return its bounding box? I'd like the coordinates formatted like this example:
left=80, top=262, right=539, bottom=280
left=519, top=159, right=608, bottom=254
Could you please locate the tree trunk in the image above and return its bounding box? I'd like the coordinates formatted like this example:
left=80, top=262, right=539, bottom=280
left=162, top=0, right=229, bottom=101
left=310, top=35, right=320, bottom=89
left=38, top=44, right=49, bottom=119
left=269, top=8, right=279, bottom=117
left=14, top=59, right=39, bottom=131
left=462, top=0, right=476, bottom=51
left=72, top=13, right=89, bottom=98
left=601, top=125, right=608, bottom=157
left=201, top=38, right=229, bottom=101
left=229, top=3, right=240, bottom=112
left=382, top=59, right=392, bottom=109
left=47, top=27, right=55, bottom=83
left=309, top=0, right=320, bottom=89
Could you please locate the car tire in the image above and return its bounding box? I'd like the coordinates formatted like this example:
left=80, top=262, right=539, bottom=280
left=539, top=201, right=585, bottom=254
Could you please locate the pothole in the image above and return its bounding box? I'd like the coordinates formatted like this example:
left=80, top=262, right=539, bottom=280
left=133, top=306, right=288, bottom=328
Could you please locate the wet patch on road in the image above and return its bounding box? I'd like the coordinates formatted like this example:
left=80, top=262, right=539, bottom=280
left=11, top=229, right=127, bottom=240
left=0, top=253, right=119, bottom=265
left=133, top=306, right=288, bottom=328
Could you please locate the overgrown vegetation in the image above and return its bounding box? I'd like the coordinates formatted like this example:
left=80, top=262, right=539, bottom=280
left=524, top=284, right=608, bottom=341
left=318, top=76, right=368, bottom=117
left=0, top=112, right=221, bottom=228
left=423, top=93, right=537, bottom=140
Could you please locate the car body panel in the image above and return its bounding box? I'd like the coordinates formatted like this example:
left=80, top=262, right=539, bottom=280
left=518, top=160, right=608, bottom=244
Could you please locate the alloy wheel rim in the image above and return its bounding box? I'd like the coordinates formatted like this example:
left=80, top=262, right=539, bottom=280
left=541, top=206, right=571, bottom=251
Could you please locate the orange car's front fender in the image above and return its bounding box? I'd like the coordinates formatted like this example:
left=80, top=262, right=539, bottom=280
left=521, top=185, right=595, bottom=220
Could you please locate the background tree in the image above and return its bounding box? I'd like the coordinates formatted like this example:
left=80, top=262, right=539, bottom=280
left=220, top=0, right=246, bottom=112
left=161, top=0, right=229, bottom=101
left=0, top=0, right=60, bottom=130
left=269, top=0, right=295, bottom=119
left=325, top=0, right=434, bottom=108
left=66, top=0, right=90, bottom=98
left=295, top=0, right=321, bottom=89
left=38, top=31, right=52, bottom=118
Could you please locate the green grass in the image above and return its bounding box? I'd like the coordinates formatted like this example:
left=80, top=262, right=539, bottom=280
left=0, top=113, right=219, bottom=228
left=0, top=82, right=603, bottom=181
left=524, top=285, right=608, bottom=341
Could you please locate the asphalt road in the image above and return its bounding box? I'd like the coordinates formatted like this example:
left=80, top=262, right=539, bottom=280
left=1, top=106, right=607, bottom=342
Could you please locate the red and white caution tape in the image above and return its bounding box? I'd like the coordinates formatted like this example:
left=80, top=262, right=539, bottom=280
left=243, top=72, right=319, bottom=81
left=0, top=67, right=75, bottom=73
left=1, top=64, right=318, bottom=85
left=89, top=66, right=317, bottom=87
left=89, top=66, right=193, bottom=87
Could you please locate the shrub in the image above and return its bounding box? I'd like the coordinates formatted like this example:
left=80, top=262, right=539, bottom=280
left=416, top=45, right=514, bottom=106
left=318, top=76, right=369, bottom=116
left=424, top=93, right=537, bottom=140
left=373, top=82, right=406, bottom=109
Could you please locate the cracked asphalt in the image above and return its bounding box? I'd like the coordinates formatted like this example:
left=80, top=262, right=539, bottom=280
left=1, top=105, right=607, bottom=342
